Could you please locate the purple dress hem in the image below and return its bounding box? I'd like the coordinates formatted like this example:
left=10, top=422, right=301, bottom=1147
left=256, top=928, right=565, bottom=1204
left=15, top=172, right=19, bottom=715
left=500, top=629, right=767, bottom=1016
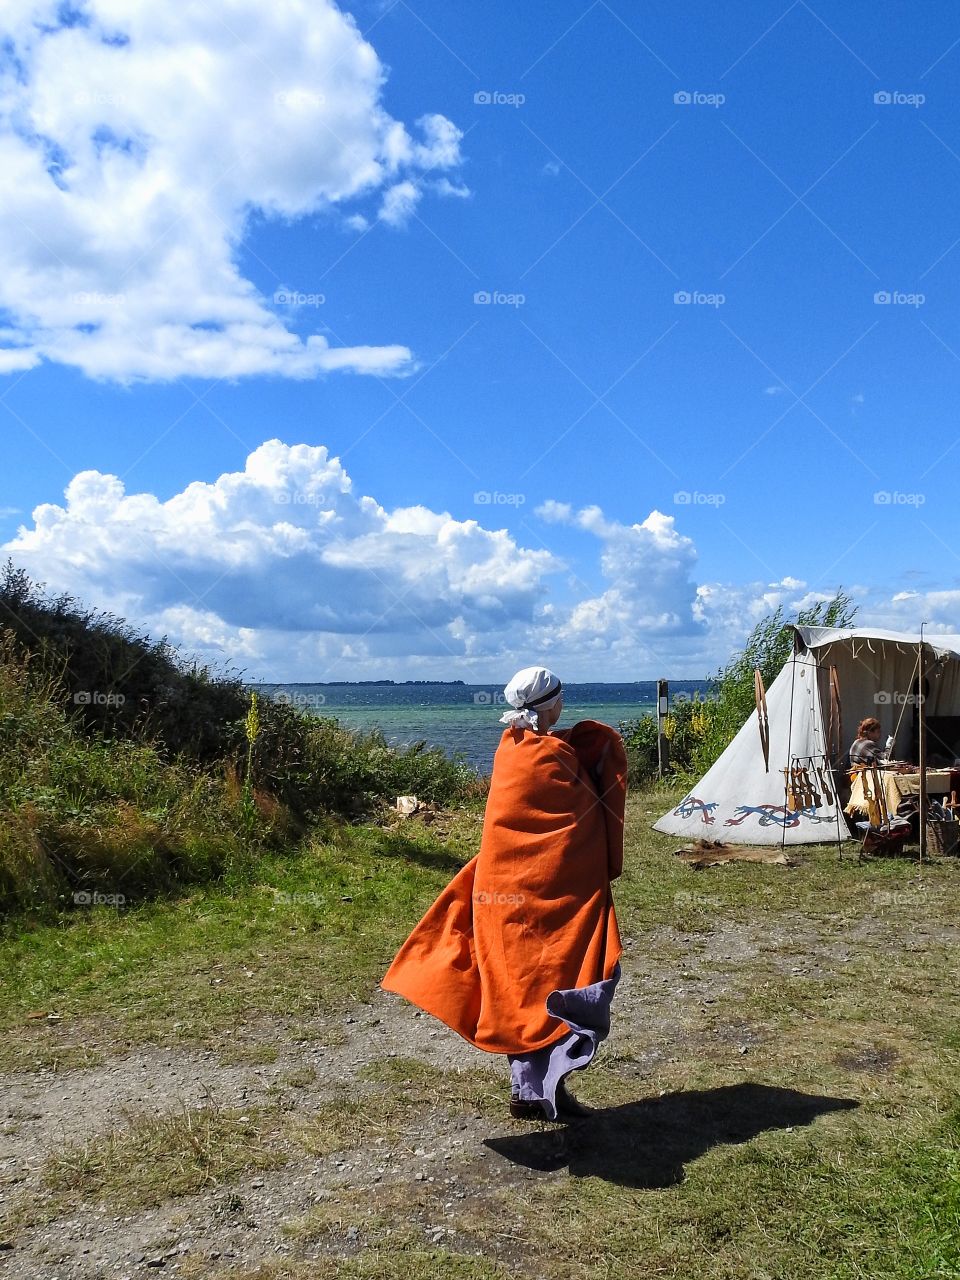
left=507, top=962, right=621, bottom=1120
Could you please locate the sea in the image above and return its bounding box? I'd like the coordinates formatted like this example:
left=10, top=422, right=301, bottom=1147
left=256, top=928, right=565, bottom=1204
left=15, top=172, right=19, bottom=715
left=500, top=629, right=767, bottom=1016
left=248, top=680, right=711, bottom=773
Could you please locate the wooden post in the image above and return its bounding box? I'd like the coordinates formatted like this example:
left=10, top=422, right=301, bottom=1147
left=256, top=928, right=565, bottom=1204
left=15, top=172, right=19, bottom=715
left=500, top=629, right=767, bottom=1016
left=657, top=679, right=670, bottom=778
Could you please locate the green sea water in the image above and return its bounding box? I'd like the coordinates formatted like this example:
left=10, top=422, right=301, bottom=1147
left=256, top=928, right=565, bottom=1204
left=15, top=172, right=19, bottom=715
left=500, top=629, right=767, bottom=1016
left=250, top=680, right=709, bottom=772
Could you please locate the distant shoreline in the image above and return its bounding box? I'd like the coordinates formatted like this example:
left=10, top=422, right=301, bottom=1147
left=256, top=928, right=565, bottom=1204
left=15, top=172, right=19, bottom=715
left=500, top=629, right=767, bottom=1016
left=247, top=678, right=709, bottom=687
left=249, top=679, right=469, bottom=687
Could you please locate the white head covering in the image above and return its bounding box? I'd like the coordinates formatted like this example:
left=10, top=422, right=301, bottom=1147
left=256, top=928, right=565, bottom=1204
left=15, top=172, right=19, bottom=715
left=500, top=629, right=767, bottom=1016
left=499, top=665, right=563, bottom=732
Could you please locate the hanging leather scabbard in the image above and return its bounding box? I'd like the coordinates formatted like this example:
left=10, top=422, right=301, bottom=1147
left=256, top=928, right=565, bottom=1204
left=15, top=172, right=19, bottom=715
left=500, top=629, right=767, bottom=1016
left=755, top=667, right=770, bottom=773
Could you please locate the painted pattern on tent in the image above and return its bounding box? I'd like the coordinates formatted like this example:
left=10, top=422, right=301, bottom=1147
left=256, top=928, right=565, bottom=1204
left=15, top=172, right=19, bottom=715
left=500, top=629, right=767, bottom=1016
left=673, top=795, right=836, bottom=829
left=726, top=804, right=810, bottom=828
left=673, top=795, right=719, bottom=823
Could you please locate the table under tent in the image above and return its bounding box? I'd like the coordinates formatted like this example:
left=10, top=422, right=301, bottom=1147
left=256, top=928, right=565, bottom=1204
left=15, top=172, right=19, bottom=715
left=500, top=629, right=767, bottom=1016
left=653, top=625, right=960, bottom=849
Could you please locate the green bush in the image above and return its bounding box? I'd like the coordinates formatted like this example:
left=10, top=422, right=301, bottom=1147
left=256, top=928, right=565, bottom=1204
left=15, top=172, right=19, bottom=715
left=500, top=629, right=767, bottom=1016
left=0, top=632, right=273, bottom=913
left=245, top=696, right=479, bottom=819
left=618, top=711, right=659, bottom=786
left=0, top=618, right=487, bottom=914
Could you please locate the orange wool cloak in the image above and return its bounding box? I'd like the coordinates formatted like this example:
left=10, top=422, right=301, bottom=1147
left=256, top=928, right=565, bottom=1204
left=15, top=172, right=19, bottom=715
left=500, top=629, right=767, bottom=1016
left=381, top=719, right=627, bottom=1054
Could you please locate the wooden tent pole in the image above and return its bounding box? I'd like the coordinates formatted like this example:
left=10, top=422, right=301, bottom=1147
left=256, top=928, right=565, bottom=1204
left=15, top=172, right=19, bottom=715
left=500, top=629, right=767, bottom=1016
left=782, top=638, right=799, bottom=856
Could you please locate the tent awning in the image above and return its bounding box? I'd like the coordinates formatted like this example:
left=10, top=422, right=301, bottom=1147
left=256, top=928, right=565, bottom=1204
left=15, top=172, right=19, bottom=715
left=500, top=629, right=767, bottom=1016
left=793, top=626, right=960, bottom=662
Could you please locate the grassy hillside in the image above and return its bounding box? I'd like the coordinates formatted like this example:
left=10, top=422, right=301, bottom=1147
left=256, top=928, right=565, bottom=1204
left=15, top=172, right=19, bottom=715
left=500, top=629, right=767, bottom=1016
left=0, top=603, right=480, bottom=915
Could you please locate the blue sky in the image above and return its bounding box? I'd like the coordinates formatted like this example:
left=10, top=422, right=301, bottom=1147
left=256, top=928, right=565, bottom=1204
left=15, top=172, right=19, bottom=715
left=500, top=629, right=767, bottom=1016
left=2, top=0, right=958, bottom=681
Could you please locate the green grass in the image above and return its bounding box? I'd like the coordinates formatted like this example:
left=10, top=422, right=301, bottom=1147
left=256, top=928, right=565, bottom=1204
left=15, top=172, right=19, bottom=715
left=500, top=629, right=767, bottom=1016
left=181, top=1255, right=512, bottom=1280
left=281, top=1087, right=959, bottom=1280
left=292, top=1060, right=959, bottom=1280
left=0, top=814, right=479, bottom=1069
left=289, top=1056, right=506, bottom=1160
left=534, top=1103, right=960, bottom=1279
left=46, top=1103, right=285, bottom=1203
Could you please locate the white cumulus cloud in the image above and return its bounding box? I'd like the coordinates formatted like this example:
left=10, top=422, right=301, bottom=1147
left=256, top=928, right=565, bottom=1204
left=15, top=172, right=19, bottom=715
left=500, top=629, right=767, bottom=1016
left=0, top=1, right=464, bottom=382
left=4, top=440, right=560, bottom=677
left=10, top=456, right=952, bottom=679
left=535, top=502, right=703, bottom=637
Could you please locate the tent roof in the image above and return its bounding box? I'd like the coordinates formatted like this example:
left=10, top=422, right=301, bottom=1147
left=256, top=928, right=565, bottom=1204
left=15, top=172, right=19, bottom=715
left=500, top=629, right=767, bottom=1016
left=793, top=625, right=960, bottom=661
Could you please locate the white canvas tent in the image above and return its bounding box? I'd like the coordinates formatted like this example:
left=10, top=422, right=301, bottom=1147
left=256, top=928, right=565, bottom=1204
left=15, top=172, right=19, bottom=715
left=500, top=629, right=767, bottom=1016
left=653, top=625, right=960, bottom=846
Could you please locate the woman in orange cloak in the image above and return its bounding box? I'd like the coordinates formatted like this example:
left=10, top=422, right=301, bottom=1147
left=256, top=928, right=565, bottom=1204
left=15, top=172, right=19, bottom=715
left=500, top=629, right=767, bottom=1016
left=382, top=666, right=627, bottom=1120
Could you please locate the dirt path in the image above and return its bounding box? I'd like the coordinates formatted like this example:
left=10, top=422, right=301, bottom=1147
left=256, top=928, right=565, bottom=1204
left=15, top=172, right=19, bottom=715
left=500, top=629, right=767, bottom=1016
left=0, top=990, right=493, bottom=1276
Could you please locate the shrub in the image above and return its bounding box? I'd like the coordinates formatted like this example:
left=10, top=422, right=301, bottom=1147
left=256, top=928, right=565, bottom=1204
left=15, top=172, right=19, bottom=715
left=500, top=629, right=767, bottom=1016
left=0, top=631, right=280, bottom=913
left=245, top=697, right=478, bottom=820
left=0, top=560, right=485, bottom=914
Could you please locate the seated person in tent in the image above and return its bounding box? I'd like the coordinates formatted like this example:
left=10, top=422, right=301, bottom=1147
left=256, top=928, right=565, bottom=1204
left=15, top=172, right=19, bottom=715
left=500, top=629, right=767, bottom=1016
left=849, top=716, right=883, bottom=769
left=382, top=666, right=627, bottom=1122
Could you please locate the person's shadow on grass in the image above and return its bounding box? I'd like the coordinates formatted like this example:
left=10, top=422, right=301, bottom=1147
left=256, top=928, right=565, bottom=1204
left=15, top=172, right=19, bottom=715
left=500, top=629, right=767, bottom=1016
left=484, top=1082, right=859, bottom=1188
